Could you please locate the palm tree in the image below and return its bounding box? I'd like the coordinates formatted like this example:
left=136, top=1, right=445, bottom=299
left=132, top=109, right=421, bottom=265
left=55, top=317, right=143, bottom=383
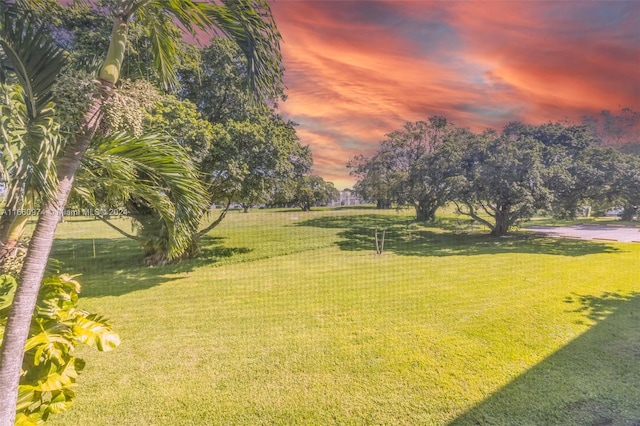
left=76, top=131, right=208, bottom=264
left=0, top=0, right=283, bottom=423
left=0, top=89, right=209, bottom=266
left=0, top=27, right=65, bottom=264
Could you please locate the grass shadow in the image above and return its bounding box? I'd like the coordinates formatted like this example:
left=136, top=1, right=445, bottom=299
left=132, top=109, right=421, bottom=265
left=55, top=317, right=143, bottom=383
left=177, top=236, right=253, bottom=271
left=50, top=237, right=172, bottom=298
left=50, top=235, right=252, bottom=298
left=449, top=292, right=640, bottom=425
left=298, top=214, right=621, bottom=257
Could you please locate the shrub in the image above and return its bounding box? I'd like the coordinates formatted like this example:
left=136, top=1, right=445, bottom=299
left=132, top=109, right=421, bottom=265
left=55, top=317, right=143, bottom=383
left=0, top=273, right=120, bottom=425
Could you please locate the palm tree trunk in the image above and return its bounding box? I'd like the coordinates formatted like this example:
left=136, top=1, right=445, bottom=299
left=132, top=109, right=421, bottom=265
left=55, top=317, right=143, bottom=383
left=0, top=189, right=38, bottom=264
left=0, top=179, right=28, bottom=263
left=0, top=85, right=109, bottom=426
left=0, top=10, right=129, bottom=420
left=0, top=215, right=29, bottom=263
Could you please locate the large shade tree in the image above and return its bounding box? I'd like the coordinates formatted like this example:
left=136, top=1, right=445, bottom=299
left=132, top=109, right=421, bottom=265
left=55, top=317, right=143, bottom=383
left=349, top=116, right=469, bottom=221
left=454, top=129, right=552, bottom=236
left=291, top=175, right=340, bottom=211
left=503, top=121, right=603, bottom=219
left=583, top=107, right=640, bottom=221
left=620, top=156, right=640, bottom=221
left=225, top=115, right=312, bottom=213
left=606, top=151, right=640, bottom=221
left=151, top=36, right=311, bottom=237
left=0, top=0, right=283, bottom=423
left=177, top=37, right=279, bottom=123
left=144, top=93, right=312, bottom=247
left=347, top=152, right=397, bottom=209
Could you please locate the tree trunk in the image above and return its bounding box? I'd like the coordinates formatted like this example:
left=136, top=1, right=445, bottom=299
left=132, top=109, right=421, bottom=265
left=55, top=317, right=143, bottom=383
left=621, top=205, right=637, bottom=222
left=491, top=210, right=510, bottom=236
left=414, top=201, right=437, bottom=222
left=195, top=199, right=232, bottom=239
left=0, top=84, right=110, bottom=426
left=0, top=182, right=28, bottom=264
left=376, top=199, right=391, bottom=209
left=0, top=215, right=29, bottom=264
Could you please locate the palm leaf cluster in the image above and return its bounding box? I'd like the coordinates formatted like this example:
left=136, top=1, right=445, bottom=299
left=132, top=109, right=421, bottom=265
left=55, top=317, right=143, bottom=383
left=0, top=1, right=66, bottom=206
left=76, top=132, right=208, bottom=261
left=131, top=0, right=282, bottom=100
left=0, top=2, right=66, bottom=119
left=206, top=0, right=284, bottom=102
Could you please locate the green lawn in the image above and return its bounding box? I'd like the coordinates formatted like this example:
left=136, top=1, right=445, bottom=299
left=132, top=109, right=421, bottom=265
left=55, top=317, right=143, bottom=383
left=45, top=209, right=640, bottom=425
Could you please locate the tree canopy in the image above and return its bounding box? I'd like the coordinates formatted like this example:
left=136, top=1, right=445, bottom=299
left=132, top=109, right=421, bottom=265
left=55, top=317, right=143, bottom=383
left=291, top=175, right=339, bottom=211
left=350, top=117, right=640, bottom=235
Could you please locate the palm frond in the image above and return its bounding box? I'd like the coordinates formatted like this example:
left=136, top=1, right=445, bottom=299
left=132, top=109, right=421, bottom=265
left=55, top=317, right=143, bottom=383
left=132, top=0, right=283, bottom=99
left=0, top=84, right=62, bottom=204
left=0, top=1, right=66, bottom=204
left=152, top=0, right=211, bottom=31
left=134, top=8, right=181, bottom=90
left=206, top=0, right=284, bottom=102
left=0, top=0, right=67, bottom=119
left=133, top=0, right=211, bottom=90
left=76, top=131, right=208, bottom=259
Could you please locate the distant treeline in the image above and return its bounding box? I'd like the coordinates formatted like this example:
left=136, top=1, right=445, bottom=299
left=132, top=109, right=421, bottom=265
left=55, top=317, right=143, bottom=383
left=348, top=109, right=640, bottom=236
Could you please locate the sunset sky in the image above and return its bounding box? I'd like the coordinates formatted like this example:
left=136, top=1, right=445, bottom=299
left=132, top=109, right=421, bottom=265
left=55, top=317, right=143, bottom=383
left=268, top=1, right=640, bottom=190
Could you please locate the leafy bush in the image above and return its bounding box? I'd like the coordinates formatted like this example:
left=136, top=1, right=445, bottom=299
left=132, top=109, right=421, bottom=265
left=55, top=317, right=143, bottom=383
left=0, top=273, right=120, bottom=425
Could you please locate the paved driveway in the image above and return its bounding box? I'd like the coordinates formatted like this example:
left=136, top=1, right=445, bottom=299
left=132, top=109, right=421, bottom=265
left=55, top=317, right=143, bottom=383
left=527, top=225, right=640, bottom=243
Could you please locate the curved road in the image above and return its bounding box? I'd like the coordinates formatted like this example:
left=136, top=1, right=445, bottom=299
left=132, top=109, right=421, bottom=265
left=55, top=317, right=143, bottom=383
left=527, top=225, right=640, bottom=243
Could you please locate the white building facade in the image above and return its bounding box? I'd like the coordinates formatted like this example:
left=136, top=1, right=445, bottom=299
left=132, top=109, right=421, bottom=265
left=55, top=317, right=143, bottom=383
left=329, top=189, right=363, bottom=207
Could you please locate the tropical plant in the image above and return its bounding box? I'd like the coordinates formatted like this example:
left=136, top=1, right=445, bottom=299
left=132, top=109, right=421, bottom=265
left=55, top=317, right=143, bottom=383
left=0, top=0, right=284, bottom=423
left=0, top=40, right=64, bottom=261
left=0, top=273, right=119, bottom=425
left=75, top=131, right=208, bottom=263
left=1, top=79, right=208, bottom=265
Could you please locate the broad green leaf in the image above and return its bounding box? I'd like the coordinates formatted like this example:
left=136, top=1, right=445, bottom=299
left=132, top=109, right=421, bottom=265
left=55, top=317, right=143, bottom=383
left=46, top=391, right=73, bottom=414
left=35, top=372, right=71, bottom=392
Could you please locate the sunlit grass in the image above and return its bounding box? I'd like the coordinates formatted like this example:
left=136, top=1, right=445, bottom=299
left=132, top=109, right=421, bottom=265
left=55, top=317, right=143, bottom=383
left=47, top=209, right=640, bottom=425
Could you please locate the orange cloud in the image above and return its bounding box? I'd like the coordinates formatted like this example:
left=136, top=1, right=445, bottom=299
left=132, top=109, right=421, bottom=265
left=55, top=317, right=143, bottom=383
left=270, top=1, right=640, bottom=188
left=448, top=2, right=639, bottom=120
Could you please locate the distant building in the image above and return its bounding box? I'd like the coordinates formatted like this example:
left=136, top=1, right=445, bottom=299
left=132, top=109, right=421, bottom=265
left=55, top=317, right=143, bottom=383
left=605, top=206, right=624, bottom=217
left=330, top=189, right=363, bottom=207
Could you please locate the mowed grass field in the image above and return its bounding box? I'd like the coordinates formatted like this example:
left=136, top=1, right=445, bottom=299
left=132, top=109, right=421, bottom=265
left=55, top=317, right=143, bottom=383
left=44, top=208, right=640, bottom=425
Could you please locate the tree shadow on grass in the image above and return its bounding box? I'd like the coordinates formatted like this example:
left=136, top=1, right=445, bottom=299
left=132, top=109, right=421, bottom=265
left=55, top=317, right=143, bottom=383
left=298, top=214, right=621, bottom=257
left=449, top=292, right=640, bottom=425
left=178, top=236, right=253, bottom=270
left=50, top=235, right=251, bottom=298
